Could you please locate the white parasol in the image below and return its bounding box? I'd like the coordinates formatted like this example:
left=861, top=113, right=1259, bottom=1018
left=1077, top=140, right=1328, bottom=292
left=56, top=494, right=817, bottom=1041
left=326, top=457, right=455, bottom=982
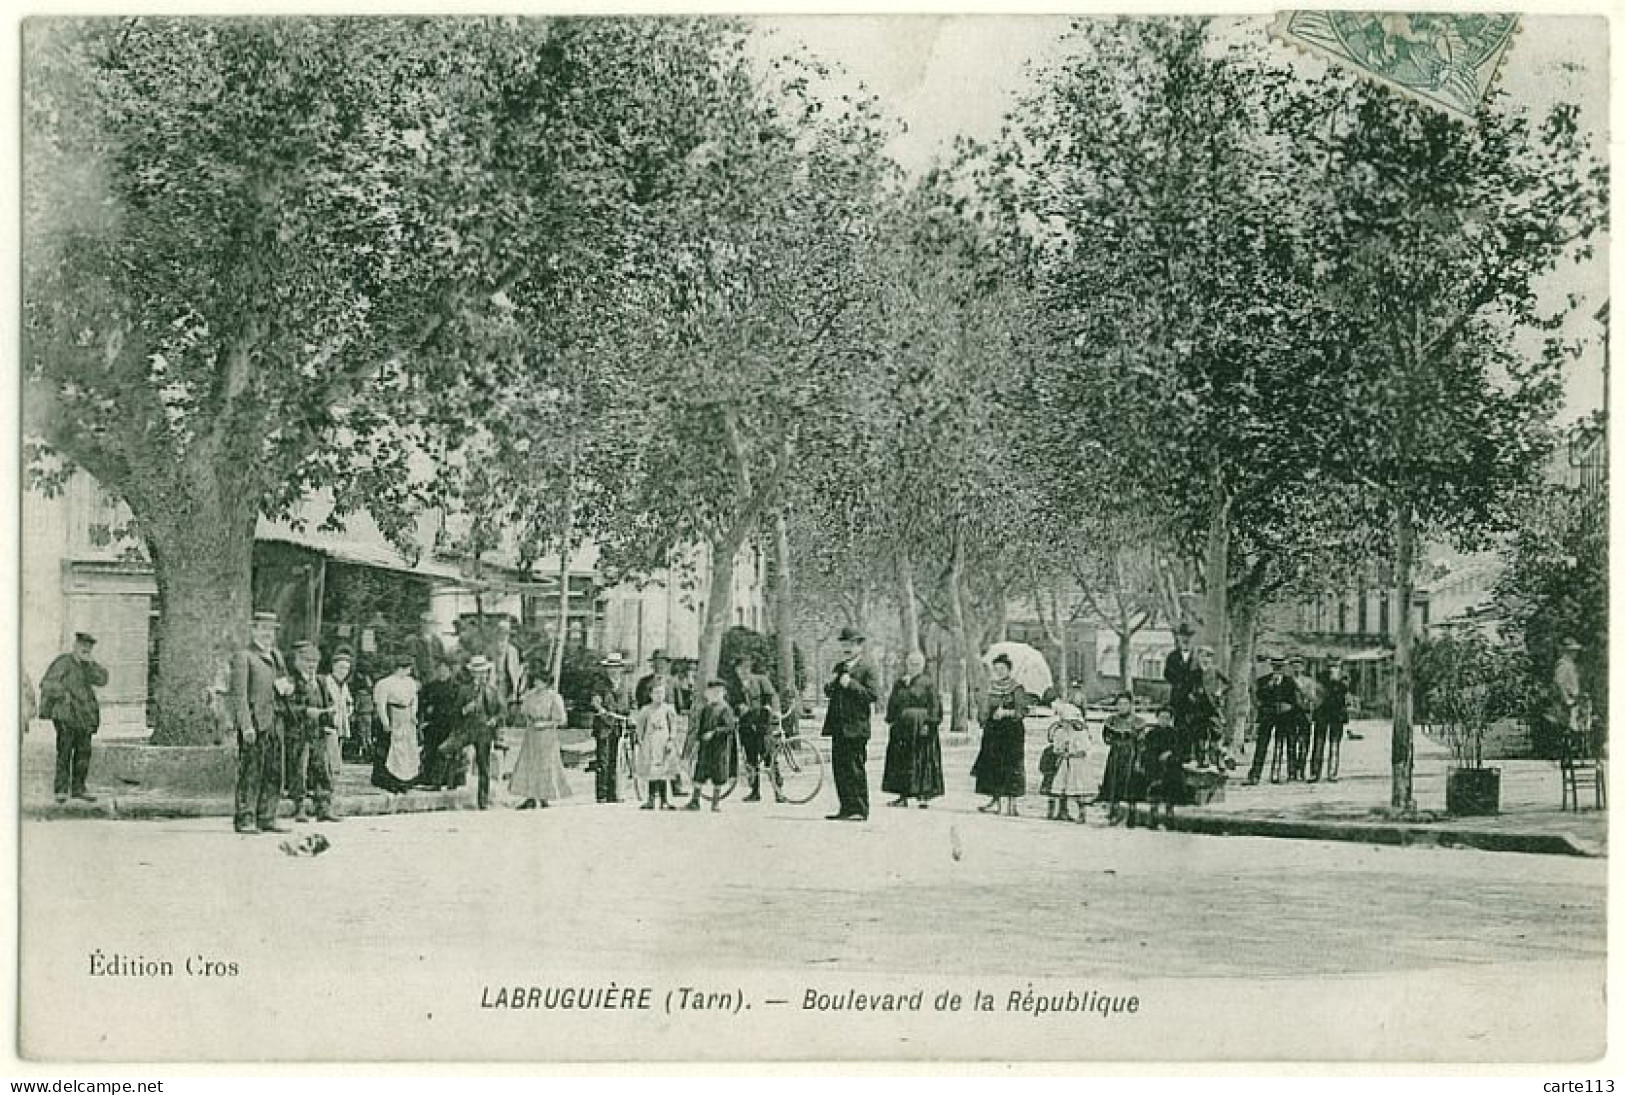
left=981, top=641, right=1054, bottom=698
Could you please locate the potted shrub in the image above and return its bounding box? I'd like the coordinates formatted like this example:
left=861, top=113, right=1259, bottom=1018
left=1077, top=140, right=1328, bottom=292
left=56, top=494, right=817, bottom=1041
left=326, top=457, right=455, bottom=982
left=1418, top=633, right=1502, bottom=816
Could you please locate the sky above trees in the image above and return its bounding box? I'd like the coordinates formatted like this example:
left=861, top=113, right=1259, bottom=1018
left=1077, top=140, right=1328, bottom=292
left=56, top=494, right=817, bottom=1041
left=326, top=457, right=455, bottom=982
left=766, top=13, right=1610, bottom=423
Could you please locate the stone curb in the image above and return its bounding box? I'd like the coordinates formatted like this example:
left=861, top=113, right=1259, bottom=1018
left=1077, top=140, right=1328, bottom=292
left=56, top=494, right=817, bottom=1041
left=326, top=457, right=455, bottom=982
left=22, top=788, right=475, bottom=822
left=1167, top=811, right=1599, bottom=857
left=23, top=792, right=1600, bottom=857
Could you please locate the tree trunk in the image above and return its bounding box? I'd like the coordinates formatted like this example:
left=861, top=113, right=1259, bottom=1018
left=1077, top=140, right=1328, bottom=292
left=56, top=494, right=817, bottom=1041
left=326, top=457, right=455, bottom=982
left=1225, top=589, right=1261, bottom=753
left=897, top=549, right=920, bottom=655
left=1203, top=481, right=1231, bottom=682
left=1056, top=594, right=1071, bottom=698
left=146, top=503, right=257, bottom=745
left=948, top=652, right=969, bottom=735
left=774, top=508, right=797, bottom=707
left=948, top=524, right=977, bottom=730
left=1116, top=625, right=1134, bottom=695
left=696, top=534, right=742, bottom=685
left=550, top=545, right=570, bottom=692
left=1391, top=498, right=1418, bottom=812
left=550, top=453, right=576, bottom=691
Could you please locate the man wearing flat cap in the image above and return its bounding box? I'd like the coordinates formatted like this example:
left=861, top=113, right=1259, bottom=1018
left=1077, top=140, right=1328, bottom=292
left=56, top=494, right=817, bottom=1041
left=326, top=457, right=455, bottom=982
left=732, top=650, right=783, bottom=803
left=822, top=626, right=877, bottom=820
left=286, top=640, right=340, bottom=823
left=1163, top=622, right=1197, bottom=762
left=39, top=631, right=108, bottom=804
left=229, top=611, right=293, bottom=833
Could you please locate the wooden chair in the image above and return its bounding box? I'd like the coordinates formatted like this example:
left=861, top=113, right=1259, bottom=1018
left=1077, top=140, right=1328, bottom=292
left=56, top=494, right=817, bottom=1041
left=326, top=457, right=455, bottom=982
left=1559, top=718, right=1607, bottom=812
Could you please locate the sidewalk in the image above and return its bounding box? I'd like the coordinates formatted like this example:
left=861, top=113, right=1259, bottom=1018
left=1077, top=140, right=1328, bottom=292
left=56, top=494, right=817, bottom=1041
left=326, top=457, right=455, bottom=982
left=1167, top=719, right=1607, bottom=856
left=21, top=717, right=1609, bottom=856
left=19, top=723, right=588, bottom=822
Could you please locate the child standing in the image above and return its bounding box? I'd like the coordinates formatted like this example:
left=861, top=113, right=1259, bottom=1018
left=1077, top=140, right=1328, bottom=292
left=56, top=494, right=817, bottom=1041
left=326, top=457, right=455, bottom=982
left=688, top=679, right=737, bottom=812
left=1143, top=705, right=1186, bottom=829
left=1099, top=692, right=1145, bottom=827
left=1046, top=696, right=1092, bottom=823
left=1038, top=735, right=1060, bottom=816
left=635, top=680, right=681, bottom=810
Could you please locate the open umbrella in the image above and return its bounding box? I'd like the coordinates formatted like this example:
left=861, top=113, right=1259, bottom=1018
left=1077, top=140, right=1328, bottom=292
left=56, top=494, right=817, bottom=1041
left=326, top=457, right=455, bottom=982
left=981, top=641, right=1053, bottom=698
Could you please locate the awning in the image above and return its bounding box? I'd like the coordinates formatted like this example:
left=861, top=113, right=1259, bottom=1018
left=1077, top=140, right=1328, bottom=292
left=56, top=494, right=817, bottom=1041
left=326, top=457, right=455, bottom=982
left=1340, top=648, right=1393, bottom=663
left=257, top=530, right=467, bottom=583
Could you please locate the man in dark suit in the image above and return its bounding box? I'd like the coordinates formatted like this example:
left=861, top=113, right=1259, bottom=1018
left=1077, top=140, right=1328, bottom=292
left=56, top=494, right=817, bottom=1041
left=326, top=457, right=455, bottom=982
left=1163, top=623, right=1197, bottom=761
left=590, top=652, right=632, bottom=803
left=1244, top=655, right=1299, bottom=786
left=822, top=627, right=877, bottom=821
left=230, top=611, right=293, bottom=834
left=1309, top=659, right=1349, bottom=782
left=635, top=649, right=676, bottom=709
left=287, top=640, right=340, bottom=823
left=39, top=631, right=108, bottom=804
left=409, top=612, right=447, bottom=688
left=1185, top=645, right=1226, bottom=769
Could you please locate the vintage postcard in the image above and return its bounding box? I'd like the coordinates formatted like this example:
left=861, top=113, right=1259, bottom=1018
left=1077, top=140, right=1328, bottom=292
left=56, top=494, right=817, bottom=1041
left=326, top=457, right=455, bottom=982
left=13, top=9, right=1611, bottom=1067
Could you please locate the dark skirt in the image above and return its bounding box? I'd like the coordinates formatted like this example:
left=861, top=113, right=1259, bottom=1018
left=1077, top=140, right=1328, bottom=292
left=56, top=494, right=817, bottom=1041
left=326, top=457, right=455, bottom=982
left=1100, top=743, right=1142, bottom=803
left=370, top=733, right=414, bottom=794
left=691, top=732, right=735, bottom=786
left=882, top=713, right=945, bottom=799
left=1142, top=747, right=1186, bottom=803
left=971, top=717, right=1026, bottom=797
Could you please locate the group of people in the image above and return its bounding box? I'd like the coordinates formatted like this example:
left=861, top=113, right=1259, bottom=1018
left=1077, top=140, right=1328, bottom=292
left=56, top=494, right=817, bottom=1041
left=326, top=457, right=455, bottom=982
left=229, top=610, right=575, bottom=834
left=1159, top=622, right=1352, bottom=787
left=1242, top=652, right=1350, bottom=786
left=819, top=626, right=951, bottom=822
left=585, top=646, right=787, bottom=811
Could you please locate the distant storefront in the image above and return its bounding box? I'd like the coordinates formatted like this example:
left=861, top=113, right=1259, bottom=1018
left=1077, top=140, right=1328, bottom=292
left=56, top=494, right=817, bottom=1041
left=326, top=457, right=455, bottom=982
left=24, top=471, right=766, bottom=730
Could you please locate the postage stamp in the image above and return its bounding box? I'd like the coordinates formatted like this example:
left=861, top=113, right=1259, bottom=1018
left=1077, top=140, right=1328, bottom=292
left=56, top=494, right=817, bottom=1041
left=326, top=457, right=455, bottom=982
left=1271, top=11, right=1521, bottom=120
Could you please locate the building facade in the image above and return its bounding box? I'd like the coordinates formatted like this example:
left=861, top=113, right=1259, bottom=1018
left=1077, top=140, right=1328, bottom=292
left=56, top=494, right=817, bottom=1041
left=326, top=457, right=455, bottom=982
left=22, top=471, right=766, bottom=730
left=1261, top=575, right=1431, bottom=718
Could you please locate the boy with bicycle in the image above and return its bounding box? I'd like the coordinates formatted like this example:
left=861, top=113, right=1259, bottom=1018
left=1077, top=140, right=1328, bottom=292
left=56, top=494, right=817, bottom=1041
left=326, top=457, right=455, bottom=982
left=732, top=652, right=783, bottom=803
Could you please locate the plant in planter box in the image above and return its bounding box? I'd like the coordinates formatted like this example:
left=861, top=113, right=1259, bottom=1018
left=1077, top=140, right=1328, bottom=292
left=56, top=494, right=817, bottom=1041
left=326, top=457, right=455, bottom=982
left=1416, top=633, right=1516, bottom=815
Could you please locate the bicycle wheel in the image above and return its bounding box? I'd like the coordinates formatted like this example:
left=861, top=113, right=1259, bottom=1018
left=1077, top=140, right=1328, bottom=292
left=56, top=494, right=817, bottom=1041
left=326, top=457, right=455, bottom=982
left=617, top=735, right=643, bottom=804
left=771, top=737, right=824, bottom=804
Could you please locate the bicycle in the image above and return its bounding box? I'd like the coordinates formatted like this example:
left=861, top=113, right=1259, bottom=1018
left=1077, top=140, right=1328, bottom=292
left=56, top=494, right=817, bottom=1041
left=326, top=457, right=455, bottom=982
left=712, top=706, right=824, bottom=804
left=598, top=711, right=644, bottom=805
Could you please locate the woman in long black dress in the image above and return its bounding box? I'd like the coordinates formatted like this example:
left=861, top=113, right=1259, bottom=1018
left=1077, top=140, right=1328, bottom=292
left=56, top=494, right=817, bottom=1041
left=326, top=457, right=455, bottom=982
left=972, top=654, right=1030, bottom=817
left=882, top=651, right=945, bottom=809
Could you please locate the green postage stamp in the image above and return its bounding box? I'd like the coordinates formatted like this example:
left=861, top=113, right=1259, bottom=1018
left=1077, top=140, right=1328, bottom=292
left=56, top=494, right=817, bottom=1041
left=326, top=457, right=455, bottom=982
left=1272, top=11, right=1520, bottom=119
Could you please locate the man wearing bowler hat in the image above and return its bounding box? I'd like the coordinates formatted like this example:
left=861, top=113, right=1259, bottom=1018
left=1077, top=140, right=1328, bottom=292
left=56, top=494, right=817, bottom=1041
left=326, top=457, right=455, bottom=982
left=39, top=631, right=108, bottom=804
left=1244, top=654, right=1299, bottom=786
left=822, top=626, right=878, bottom=820
left=635, top=649, right=676, bottom=709
left=230, top=611, right=294, bottom=833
